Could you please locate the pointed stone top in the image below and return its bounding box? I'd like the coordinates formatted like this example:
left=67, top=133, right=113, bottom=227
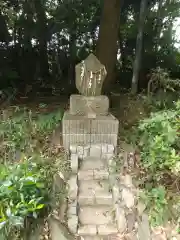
left=75, top=53, right=107, bottom=96
left=80, top=53, right=104, bottom=72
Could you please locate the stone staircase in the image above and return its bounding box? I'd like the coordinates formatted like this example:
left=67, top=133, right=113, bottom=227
left=67, top=144, right=120, bottom=240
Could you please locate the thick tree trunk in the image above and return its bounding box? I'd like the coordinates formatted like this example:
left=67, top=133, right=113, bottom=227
left=97, top=0, right=121, bottom=94
left=34, top=0, right=49, bottom=80
left=131, top=0, right=147, bottom=94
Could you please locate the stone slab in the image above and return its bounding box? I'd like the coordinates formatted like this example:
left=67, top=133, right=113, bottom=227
left=80, top=157, right=106, bottom=170
left=62, top=111, right=91, bottom=134
left=48, top=217, right=74, bottom=240
left=62, top=111, right=119, bottom=149
left=78, top=179, right=112, bottom=205
left=78, top=225, right=97, bottom=235
left=79, top=180, right=110, bottom=193
left=97, top=225, right=118, bottom=235
left=79, top=206, right=113, bottom=225
left=70, top=95, right=109, bottom=116
left=63, top=134, right=117, bottom=150
left=90, top=115, right=119, bottom=134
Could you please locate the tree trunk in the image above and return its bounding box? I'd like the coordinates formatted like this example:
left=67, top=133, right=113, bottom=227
left=97, top=0, right=121, bottom=94
left=154, top=0, right=164, bottom=65
left=34, top=0, right=49, bottom=81
left=131, top=0, right=147, bottom=94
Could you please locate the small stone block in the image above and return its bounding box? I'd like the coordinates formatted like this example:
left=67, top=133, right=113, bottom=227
left=112, top=185, right=120, bottom=204
left=101, top=144, right=114, bottom=154
left=79, top=179, right=110, bottom=193
left=93, top=169, right=109, bottom=180
left=68, top=215, right=78, bottom=234
left=70, top=145, right=77, bottom=153
left=71, top=153, right=78, bottom=173
left=81, top=237, right=103, bottom=240
left=115, top=205, right=127, bottom=233
left=78, top=170, right=94, bottom=180
left=68, top=176, right=78, bottom=200
left=78, top=225, right=97, bottom=235
left=79, top=206, right=113, bottom=225
left=95, top=193, right=113, bottom=205
left=81, top=157, right=105, bottom=170
left=97, top=225, right=118, bottom=235
left=121, top=188, right=135, bottom=209
left=89, top=145, right=103, bottom=157
left=105, top=153, right=114, bottom=160
left=78, top=194, right=95, bottom=205
left=67, top=202, right=77, bottom=216
left=70, top=95, right=109, bottom=116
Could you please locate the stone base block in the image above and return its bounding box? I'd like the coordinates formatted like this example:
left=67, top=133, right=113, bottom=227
left=70, top=95, right=109, bottom=116
left=62, top=111, right=119, bottom=150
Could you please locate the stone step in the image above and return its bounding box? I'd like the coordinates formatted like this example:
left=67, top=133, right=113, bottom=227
left=78, top=169, right=109, bottom=181
left=78, top=236, right=109, bottom=240
left=80, top=156, right=107, bottom=171
left=78, top=224, right=118, bottom=236
left=78, top=206, right=114, bottom=225
left=78, top=179, right=112, bottom=206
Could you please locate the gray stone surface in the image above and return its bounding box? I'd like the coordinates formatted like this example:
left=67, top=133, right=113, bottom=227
left=71, top=153, right=78, bottom=173
left=67, top=200, right=77, bottom=217
left=127, top=212, right=136, bottom=232
left=80, top=157, right=106, bottom=170
left=80, top=237, right=105, bottom=240
left=112, top=185, right=120, bottom=204
left=68, top=176, right=78, bottom=200
left=121, top=188, right=135, bottom=209
left=93, top=169, right=109, bottom=180
left=97, top=225, right=118, bottom=235
left=49, top=217, right=74, bottom=240
left=115, top=205, right=127, bottom=233
left=79, top=180, right=110, bottom=194
left=79, top=206, right=113, bottom=225
left=68, top=215, right=78, bottom=234
left=62, top=112, right=119, bottom=149
left=78, top=178, right=112, bottom=206
left=78, top=193, right=95, bottom=205
left=70, top=95, right=109, bottom=116
left=90, top=115, right=119, bottom=134
left=138, top=214, right=151, bottom=240
left=78, top=225, right=97, bottom=235
left=78, top=170, right=94, bottom=180
left=75, top=53, right=107, bottom=96
left=63, top=112, right=91, bottom=134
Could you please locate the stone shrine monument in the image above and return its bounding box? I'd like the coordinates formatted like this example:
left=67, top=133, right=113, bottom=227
left=60, top=54, right=150, bottom=240
left=62, top=53, right=119, bottom=149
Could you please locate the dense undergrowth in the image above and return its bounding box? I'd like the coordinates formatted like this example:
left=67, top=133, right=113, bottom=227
left=134, top=69, right=180, bottom=227
left=137, top=101, right=180, bottom=226
left=0, top=105, right=65, bottom=239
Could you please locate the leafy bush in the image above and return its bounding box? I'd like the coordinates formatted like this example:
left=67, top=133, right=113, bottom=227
left=137, top=101, right=180, bottom=226
left=138, top=101, right=180, bottom=179
left=140, top=186, right=168, bottom=226
left=147, top=67, right=180, bottom=110
left=0, top=106, right=62, bottom=163
left=0, top=159, right=50, bottom=238
left=0, top=105, right=65, bottom=239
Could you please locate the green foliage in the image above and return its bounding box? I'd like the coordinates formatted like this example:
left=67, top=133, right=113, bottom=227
left=147, top=67, right=180, bottom=110
left=140, top=186, right=168, bottom=226
left=0, top=105, right=65, bottom=238
left=137, top=100, right=180, bottom=226
left=0, top=159, right=49, bottom=238
left=138, top=101, right=180, bottom=178
left=0, top=106, right=62, bottom=162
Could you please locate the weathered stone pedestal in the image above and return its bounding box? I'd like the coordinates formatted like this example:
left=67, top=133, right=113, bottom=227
left=62, top=54, right=121, bottom=239
left=62, top=111, right=119, bottom=150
